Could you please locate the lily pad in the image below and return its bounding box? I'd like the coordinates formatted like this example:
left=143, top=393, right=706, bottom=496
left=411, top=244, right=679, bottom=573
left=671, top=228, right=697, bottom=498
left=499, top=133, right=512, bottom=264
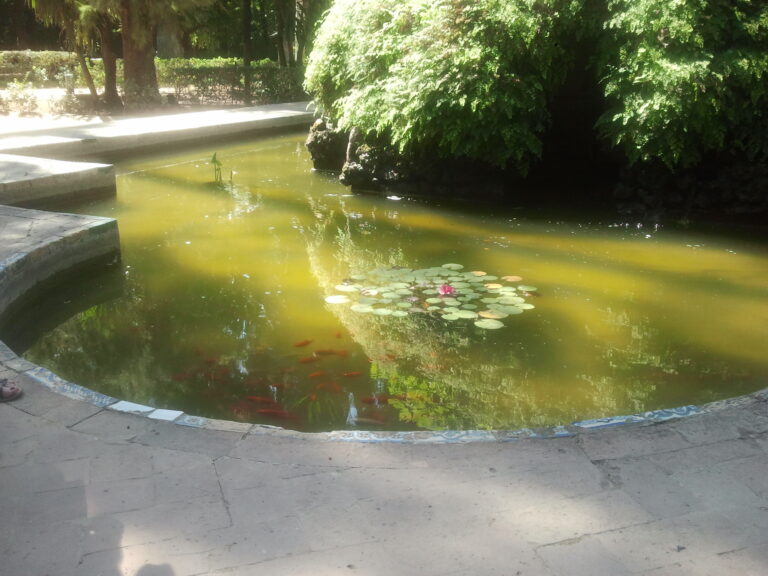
left=372, top=308, right=393, bottom=316
left=442, top=313, right=461, bottom=321
left=478, top=310, right=508, bottom=319
left=517, top=303, right=536, bottom=310
left=442, top=263, right=464, bottom=270
left=335, top=284, right=360, bottom=292
left=456, top=310, right=479, bottom=319
left=491, top=304, right=524, bottom=315
left=502, top=275, right=523, bottom=282
left=484, top=283, right=503, bottom=290
left=518, top=285, right=538, bottom=292
left=351, top=303, right=374, bottom=313
left=474, top=318, right=505, bottom=329
left=470, top=270, right=487, bottom=276
left=425, top=297, right=443, bottom=304
left=391, top=310, right=409, bottom=317
left=498, top=296, right=525, bottom=305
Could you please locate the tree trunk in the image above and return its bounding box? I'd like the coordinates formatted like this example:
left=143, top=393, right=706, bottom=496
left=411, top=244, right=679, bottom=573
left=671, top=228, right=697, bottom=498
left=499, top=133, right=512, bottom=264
left=254, top=0, right=272, bottom=60
left=295, top=0, right=307, bottom=66
left=275, top=1, right=287, bottom=67
left=75, top=45, right=99, bottom=107
left=119, top=0, right=160, bottom=110
left=98, top=17, right=122, bottom=110
left=242, top=0, right=253, bottom=105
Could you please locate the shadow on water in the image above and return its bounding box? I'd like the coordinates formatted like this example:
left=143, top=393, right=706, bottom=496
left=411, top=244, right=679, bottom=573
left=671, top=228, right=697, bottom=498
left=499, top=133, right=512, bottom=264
left=0, top=256, right=125, bottom=355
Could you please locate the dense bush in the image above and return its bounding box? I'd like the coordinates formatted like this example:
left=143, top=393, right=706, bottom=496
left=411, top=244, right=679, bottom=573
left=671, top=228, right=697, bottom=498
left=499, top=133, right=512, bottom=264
left=0, top=50, right=76, bottom=87
left=306, top=0, right=768, bottom=177
left=157, top=58, right=307, bottom=105
left=305, top=0, right=586, bottom=172
left=598, top=0, right=768, bottom=168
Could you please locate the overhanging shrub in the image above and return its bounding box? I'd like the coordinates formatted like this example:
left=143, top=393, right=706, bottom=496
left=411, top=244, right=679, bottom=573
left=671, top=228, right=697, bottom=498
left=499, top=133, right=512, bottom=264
left=305, top=0, right=586, bottom=172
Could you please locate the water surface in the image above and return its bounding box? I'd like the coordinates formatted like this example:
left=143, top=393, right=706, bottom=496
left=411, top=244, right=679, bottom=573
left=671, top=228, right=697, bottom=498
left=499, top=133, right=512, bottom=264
left=12, top=132, right=768, bottom=431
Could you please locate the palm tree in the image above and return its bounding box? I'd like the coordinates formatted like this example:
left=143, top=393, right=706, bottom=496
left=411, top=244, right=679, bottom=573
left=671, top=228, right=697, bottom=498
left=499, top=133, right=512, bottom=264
left=27, top=0, right=99, bottom=106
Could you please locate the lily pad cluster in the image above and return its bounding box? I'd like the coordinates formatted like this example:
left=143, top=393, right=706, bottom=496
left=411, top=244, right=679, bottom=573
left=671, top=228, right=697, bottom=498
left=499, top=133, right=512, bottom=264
left=324, top=263, right=536, bottom=329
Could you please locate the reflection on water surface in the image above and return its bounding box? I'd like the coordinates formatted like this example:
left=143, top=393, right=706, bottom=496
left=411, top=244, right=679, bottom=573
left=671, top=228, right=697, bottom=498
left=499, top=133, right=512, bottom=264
left=11, top=132, right=768, bottom=431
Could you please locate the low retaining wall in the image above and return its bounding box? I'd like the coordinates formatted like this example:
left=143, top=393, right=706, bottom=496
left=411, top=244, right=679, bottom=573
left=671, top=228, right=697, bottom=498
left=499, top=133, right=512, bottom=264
left=0, top=154, right=115, bottom=207
left=0, top=205, right=120, bottom=315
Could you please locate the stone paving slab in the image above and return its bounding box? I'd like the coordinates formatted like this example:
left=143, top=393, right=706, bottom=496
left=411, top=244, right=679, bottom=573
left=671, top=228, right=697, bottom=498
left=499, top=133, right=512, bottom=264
left=0, top=102, right=314, bottom=161
left=1, top=382, right=767, bottom=575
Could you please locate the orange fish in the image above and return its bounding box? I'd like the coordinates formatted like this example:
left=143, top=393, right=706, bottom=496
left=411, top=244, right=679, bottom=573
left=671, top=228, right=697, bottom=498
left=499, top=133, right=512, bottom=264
left=298, top=356, right=319, bottom=364
left=335, top=332, right=343, bottom=339
left=342, top=371, right=363, bottom=377
left=294, top=339, right=313, bottom=347
left=246, top=396, right=276, bottom=405
left=308, top=370, right=328, bottom=379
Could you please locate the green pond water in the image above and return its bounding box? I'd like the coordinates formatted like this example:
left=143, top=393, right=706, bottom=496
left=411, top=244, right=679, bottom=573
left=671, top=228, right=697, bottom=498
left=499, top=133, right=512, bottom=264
left=11, top=131, right=768, bottom=432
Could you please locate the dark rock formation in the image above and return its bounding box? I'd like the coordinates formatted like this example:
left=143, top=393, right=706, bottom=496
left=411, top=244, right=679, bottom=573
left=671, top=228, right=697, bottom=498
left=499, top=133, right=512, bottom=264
left=304, top=118, right=348, bottom=171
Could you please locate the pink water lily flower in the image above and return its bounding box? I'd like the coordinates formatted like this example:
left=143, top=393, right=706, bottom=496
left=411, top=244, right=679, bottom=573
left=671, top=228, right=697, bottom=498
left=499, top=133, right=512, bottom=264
left=438, top=284, right=456, bottom=296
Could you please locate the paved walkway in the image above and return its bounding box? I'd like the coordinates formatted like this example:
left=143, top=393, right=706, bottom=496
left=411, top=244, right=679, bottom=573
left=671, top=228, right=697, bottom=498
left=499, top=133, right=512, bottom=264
left=1, top=107, right=767, bottom=576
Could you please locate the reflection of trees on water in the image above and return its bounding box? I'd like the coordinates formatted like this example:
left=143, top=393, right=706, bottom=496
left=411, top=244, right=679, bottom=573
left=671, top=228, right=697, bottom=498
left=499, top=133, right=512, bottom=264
left=304, top=198, right=664, bottom=430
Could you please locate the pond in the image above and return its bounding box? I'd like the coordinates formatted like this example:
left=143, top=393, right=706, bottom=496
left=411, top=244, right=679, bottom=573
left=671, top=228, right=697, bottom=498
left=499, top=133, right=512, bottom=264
left=5, top=131, right=768, bottom=432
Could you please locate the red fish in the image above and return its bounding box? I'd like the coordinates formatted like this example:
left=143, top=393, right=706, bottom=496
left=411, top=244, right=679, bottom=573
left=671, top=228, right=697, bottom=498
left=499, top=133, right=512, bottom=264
left=294, top=339, right=313, bottom=347
left=246, top=396, right=276, bottom=405
left=342, top=371, right=363, bottom=377
left=314, top=349, right=337, bottom=356
left=330, top=382, right=342, bottom=393
left=335, top=332, right=343, bottom=339
left=203, top=357, right=219, bottom=365
left=308, top=370, right=328, bottom=379
left=299, top=356, right=319, bottom=364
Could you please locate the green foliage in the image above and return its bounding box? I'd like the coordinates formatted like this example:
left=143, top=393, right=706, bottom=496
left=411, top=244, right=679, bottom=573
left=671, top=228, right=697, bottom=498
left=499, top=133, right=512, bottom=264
left=598, top=0, right=768, bottom=167
left=305, top=0, right=586, bottom=171
left=0, top=50, right=77, bottom=88
left=157, top=57, right=306, bottom=105
left=4, top=78, right=39, bottom=115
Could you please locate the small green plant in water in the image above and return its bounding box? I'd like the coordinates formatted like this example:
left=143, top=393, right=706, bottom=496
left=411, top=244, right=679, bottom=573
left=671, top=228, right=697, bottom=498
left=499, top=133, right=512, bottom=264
left=211, top=152, right=222, bottom=184
left=325, top=263, right=537, bottom=329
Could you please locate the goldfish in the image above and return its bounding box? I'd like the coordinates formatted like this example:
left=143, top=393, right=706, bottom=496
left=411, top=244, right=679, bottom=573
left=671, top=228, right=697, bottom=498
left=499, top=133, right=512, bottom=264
left=246, top=396, right=276, bottom=405
left=294, top=339, right=313, bottom=347
left=298, top=356, right=319, bottom=364
left=342, top=371, right=363, bottom=377
left=308, top=370, right=329, bottom=379
left=315, top=349, right=349, bottom=358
